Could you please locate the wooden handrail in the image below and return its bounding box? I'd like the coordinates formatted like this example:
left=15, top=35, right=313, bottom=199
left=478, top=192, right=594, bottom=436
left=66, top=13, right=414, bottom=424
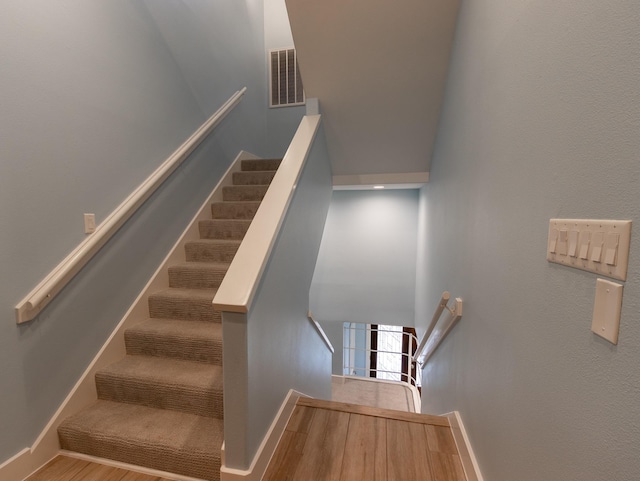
left=212, top=115, right=322, bottom=313
left=15, top=88, right=247, bottom=324
left=413, top=292, right=463, bottom=365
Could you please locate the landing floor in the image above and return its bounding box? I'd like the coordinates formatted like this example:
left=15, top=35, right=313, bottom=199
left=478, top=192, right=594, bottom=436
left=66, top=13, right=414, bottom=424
left=331, top=375, right=418, bottom=412
left=262, top=397, right=466, bottom=481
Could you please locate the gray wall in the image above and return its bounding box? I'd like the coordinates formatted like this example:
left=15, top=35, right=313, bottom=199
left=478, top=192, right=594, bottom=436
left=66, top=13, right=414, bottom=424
left=419, top=1, right=640, bottom=480
left=0, top=0, right=268, bottom=464
left=311, top=189, right=419, bottom=326
left=319, top=321, right=345, bottom=375
left=223, top=122, right=333, bottom=469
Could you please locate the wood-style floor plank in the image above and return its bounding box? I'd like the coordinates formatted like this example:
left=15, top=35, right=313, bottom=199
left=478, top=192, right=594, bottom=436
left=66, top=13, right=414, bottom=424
left=339, top=413, right=387, bottom=481
left=286, top=404, right=316, bottom=434
left=426, top=424, right=459, bottom=455
left=428, top=452, right=467, bottom=481
left=293, top=408, right=350, bottom=481
left=262, top=430, right=309, bottom=481
left=25, top=456, right=174, bottom=481
left=297, top=397, right=450, bottom=427
left=27, top=456, right=93, bottom=481
left=386, top=419, right=434, bottom=481
left=70, top=462, right=128, bottom=481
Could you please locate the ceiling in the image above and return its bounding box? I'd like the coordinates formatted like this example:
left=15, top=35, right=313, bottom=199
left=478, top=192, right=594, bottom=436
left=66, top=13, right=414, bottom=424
left=285, top=0, right=460, bottom=183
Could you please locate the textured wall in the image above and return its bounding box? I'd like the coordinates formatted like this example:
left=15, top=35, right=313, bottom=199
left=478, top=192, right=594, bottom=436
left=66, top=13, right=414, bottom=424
left=419, top=1, right=640, bottom=480
left=0, top=0, right=266, bottom=463
left=311, top=189, right=419, bottom=326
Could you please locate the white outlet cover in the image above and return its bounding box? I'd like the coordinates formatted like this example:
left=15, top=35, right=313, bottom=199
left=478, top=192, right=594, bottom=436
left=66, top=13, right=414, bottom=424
left=547, top=219, right=632, bottom=281
left=591, top=278, right=623, bottom=345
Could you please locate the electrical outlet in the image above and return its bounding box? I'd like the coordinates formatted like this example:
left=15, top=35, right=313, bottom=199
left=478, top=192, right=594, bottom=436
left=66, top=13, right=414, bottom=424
left=84, top=213, right=96, bottom=234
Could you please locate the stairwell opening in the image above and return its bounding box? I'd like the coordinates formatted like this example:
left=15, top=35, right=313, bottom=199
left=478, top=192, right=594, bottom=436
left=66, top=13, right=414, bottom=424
left=343, top=322, right=421, bottom=389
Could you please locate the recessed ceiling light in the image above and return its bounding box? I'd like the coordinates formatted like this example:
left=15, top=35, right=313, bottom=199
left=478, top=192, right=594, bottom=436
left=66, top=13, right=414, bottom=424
left=373, top=185, right=385, bottom=189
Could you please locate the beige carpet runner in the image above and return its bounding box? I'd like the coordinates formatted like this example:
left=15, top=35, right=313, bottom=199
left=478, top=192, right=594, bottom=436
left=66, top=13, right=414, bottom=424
left=57, top=158, right=282, bottom=481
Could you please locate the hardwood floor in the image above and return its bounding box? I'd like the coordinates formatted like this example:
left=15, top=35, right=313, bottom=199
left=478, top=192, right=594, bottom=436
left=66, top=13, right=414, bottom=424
left=25, top=456, right=176, bottom=481
left=263, top=398, right=466, bottom=481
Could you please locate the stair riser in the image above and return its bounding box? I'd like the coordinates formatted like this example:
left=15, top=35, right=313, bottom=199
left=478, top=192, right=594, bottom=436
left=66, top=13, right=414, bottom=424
left=125, top=331, right=222, bottom=365
left=222, top=185, right=268, bottom=202
left=232, top=171, right=276, bottom=185
left=168, top=266, right=228, bottom=289
left=199, top=220, right=251, bottom=240
left=95, top=375, right=223, bottom=419
left=185, top=242, right=239, bottom=263
left=149, top=296, right=221, bottom=323
left=58, top=429, right=220, bottom=481
left=241, top=158, right=282, bottom=171
left=211, top=202, right=261, bottom=220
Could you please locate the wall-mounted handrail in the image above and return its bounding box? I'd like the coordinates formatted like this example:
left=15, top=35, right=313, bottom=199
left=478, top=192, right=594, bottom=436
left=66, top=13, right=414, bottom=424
left=212, top=115, right=322, bottom=313
left=413, top=291, right=463, bottom=365
left=308, top=311, right=334, bottom=354
left=15, top=88, right=247, bottom=324
left=413, top=291, right=450, bottom=362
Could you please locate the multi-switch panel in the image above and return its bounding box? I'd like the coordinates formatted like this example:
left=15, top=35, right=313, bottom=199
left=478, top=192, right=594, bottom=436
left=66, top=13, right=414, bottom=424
left=547, top=219, right=632, bottom=281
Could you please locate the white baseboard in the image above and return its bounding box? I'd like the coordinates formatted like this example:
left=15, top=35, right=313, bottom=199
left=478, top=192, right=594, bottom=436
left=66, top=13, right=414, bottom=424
left=0, top=151, right=258, bottom=481
left=445, top=411, right=484, bottom=481
left=220, top=389, right=307, bottom=481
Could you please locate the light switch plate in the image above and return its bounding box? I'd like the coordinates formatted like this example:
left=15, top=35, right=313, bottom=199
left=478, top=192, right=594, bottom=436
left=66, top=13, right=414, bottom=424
left=591, top=278, right=623, bottom=344
left=547, top=219, right=632, bottom=281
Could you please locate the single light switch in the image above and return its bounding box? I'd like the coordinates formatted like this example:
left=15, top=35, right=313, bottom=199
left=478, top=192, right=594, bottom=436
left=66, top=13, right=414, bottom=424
left=549, top=228, right=559, bottom=254
left=590, top=232, right=604, bottom=263
left=591, top=278, right=623, bottom=344
left=578, top=231, right=591, bottom=260
left=558, top=229, right=568, bottom=255
left=568, top=230, right=579, bottom=257
left=604, top=233, right=620, bottom=266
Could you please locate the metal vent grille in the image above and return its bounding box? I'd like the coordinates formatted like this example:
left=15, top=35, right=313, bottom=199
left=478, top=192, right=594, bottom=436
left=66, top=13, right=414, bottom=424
left=269, top=48, right=304, bottom=108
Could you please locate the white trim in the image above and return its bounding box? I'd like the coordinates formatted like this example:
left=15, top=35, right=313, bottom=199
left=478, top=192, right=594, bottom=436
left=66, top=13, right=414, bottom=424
left=60, top=451, right=206, bottom=481
left=445, top=411, right=484, bottom=481
left=332, top=171, right=429, bottom=189
left=15, top=88, right=247, bottom=324
left=220, top=390, right=308, bottom=481
left=212, top=115, right=321, bottom=313
left=307, top=311, right=334, bottom=353
left=0, top=151, right=256, bottom=481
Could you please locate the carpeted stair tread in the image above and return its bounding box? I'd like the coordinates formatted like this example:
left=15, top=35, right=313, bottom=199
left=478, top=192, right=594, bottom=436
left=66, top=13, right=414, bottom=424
left=96, top=356, right=223, bottom=418
left=168, top=262, right=230, bottom=289
left=125, top=318, right=222, bottom=364
left=148, top=288, right=219, bottom=323
left=241, top=158, right=282, bottom=171
left=58, top=400, right=222, bottom=480
left=222, top=185, right=268, bottom=202
left=185, top=239, right=241, bottom=263
left=198, top=219, right=252, bottom=240
left=232, top=171, right=276, bottom=186
left=211, top=201, right=262, bottom=220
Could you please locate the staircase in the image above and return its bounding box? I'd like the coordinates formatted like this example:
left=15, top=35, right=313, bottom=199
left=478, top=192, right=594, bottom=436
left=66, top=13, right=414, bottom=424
left=57, top=158, right=282, bottom=481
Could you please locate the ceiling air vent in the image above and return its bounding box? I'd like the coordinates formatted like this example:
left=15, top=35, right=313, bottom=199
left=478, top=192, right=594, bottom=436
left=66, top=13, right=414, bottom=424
left=269, top=48, right=305, bottom=108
